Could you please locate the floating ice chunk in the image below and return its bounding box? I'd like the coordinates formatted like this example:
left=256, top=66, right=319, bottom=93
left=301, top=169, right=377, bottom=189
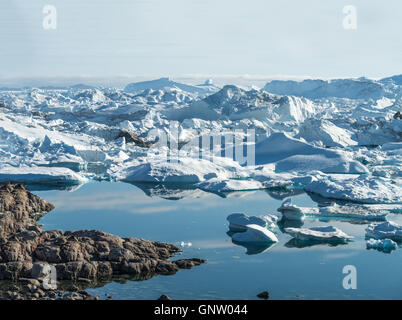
left=285, top=226, right=353, bottom=242
left=0, top=166, right=88, bottom=185
left=231, top=224, right=278, bottom=244
left=277, top=199, right=387, bottom=221
left=366, top=222, right=402, bottom=241
left=119, top=158, right=232, bottom=184
left=179, top=242, right=193, bottom=248
left=366, top=238, right=397, bottom=252
left=277, top=199, right=312, bottom=221
left=227, top=213, right=269, bottom=232
left=197, top=179, right=266, bottom=193
left=304, top=175, right=402, bottom=204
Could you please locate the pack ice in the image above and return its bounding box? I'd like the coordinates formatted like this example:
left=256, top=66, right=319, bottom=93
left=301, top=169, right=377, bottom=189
left=0, top=75, right=401, bottom=191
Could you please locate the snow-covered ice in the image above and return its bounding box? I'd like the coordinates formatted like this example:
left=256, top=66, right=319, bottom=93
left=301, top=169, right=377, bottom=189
left=366, top=222, right=402, bottom=241
left=277, top=199, right=388, bottom=221
left=366, top=238, right=397, bottom=253
left=231, top=224, right=279, bottom=244
left=227, top=213, right=277, bottom=232
left=0, top=166, right=88, bottom=185
left=0, top=75, right=401, bottom=200
left=285, top=226, right=353, bottom=243
left=304, top=175, right=402, bottom=204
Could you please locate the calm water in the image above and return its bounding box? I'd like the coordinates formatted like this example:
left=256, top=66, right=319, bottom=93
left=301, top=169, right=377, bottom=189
left=35, top=182, right=402, bottom=300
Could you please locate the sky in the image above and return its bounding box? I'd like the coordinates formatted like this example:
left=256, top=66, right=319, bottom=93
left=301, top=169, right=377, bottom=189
left=0, top=0, right=401, bottom=86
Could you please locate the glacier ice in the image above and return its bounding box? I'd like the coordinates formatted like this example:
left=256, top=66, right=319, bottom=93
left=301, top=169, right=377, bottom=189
left=366, top=222, right=402, bottom=241
left=231, top=224, right=279, bottom=244
left=366, top=238, right=397, bottom=253
left=0, top=75, right=401, bottom=195
left=285, top=226, right=353, bottom=243
left=304, top=175, right=402, bottom=204
left=277, top=199, right=388, bottom=221
left=227, top=213, right=278, bottom=232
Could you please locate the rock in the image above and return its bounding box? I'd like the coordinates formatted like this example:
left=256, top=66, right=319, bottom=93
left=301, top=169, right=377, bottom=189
left=114, top=130, right=151, bottom=148
left=158, top=294, right=172, bottom=300
left=0, top=183, right=206, bottom=299
left=257, top=291, right=270, bottom=299
left=394, top=111, right=402, bottom=120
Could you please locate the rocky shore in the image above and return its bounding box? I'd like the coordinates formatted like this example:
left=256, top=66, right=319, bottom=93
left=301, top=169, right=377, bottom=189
left=0, top=183, right=205, bottom=300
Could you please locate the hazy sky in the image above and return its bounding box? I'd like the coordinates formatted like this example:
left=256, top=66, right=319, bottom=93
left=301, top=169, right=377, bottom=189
left=1, top=0, right=401, bottom=84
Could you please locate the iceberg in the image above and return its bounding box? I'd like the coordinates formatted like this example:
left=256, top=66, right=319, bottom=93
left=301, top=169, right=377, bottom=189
left=197, top=179, right=266, bottom=194
left=304, top=175, right=402, bottom=204
left=285, top=226, right=353, bottom=243
left=0, top=166, right=88, bottom=185
left=254, top=132, right=368, bottom=174
left=365, top=222, right=402, bottom=241
left=231, top=224, right=278, bottom=244
left=277, top=199, right=388, bottom=221
left=366, top=238, right=397, bottom=253
left=119, top=158, right=233, bottom=184
left=227, top=213, right=277, bottom=232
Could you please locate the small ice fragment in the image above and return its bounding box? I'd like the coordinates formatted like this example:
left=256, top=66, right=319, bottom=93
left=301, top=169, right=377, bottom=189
left=231, top=224, right=278, bottom=244
left=366, top=238, right=397, bottom=252
left=227, top=213, right=271, bottom=232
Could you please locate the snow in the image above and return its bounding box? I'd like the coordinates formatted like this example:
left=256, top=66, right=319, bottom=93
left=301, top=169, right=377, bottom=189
left=227, top=213, right=270, bottom=232
left=0, top=75, right=401, bottom=210
left=366, top=238, right=397, bottom=253
left=263, top=78, right=393, bottom=100
left=285, top=226, right=353, bottom=242
left=231, top=224, right=279, bottom=244
left=254, top=132, right=368, bottom=173
left=277, top=199, right=388, bottom=221
left=0, top=166, right=88, bottom=185
left=197, top=179, right=266, bottom=193
left=118, top=158, right=233, bottom=184
left=304, top=175, right=402, bottom=204
left=366, top=222, right=402, bottom=241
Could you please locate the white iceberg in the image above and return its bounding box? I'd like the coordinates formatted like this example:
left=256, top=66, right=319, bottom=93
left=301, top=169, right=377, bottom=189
left=285, top=226, right=353, bottom=242
left=227, top=213, right=276, bottom=232
left=366, top=238, right=397, bottom=252
left=277, top=199, right=388, bottom=221
left=366, top=222, right=402, bottom=241
left=304, top=175, right=402, bottom=204
left=254, top=132, right=368, bottom=174
left=197, top=179, right=266, bottom=193
left=119, top=158, right=233, bottom=184
left=231, top=224, right=278, bottom=244
left=0, top=166, right=88, bottom=185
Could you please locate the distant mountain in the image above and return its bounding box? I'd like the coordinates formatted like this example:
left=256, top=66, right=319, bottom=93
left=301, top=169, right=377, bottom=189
left=263, top=78, right=393, bottom=100
left=124, top=77, right=216, bottom=94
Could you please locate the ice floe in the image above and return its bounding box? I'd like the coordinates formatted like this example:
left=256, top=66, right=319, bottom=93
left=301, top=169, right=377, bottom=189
left=231, top=224, right=278, bottom=244
left=304, top=175, right=402, bottom=204
left=366, top=238, right=397, bottom=253
left=277, top=199, right=388, bottom=221
left=365, top=222, right=402, bottom=241
left=0, top=166, right=88, bottom=185
left=285, top=226, right=353, bottom=243
left=227, top=213, right=278, bottom=232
